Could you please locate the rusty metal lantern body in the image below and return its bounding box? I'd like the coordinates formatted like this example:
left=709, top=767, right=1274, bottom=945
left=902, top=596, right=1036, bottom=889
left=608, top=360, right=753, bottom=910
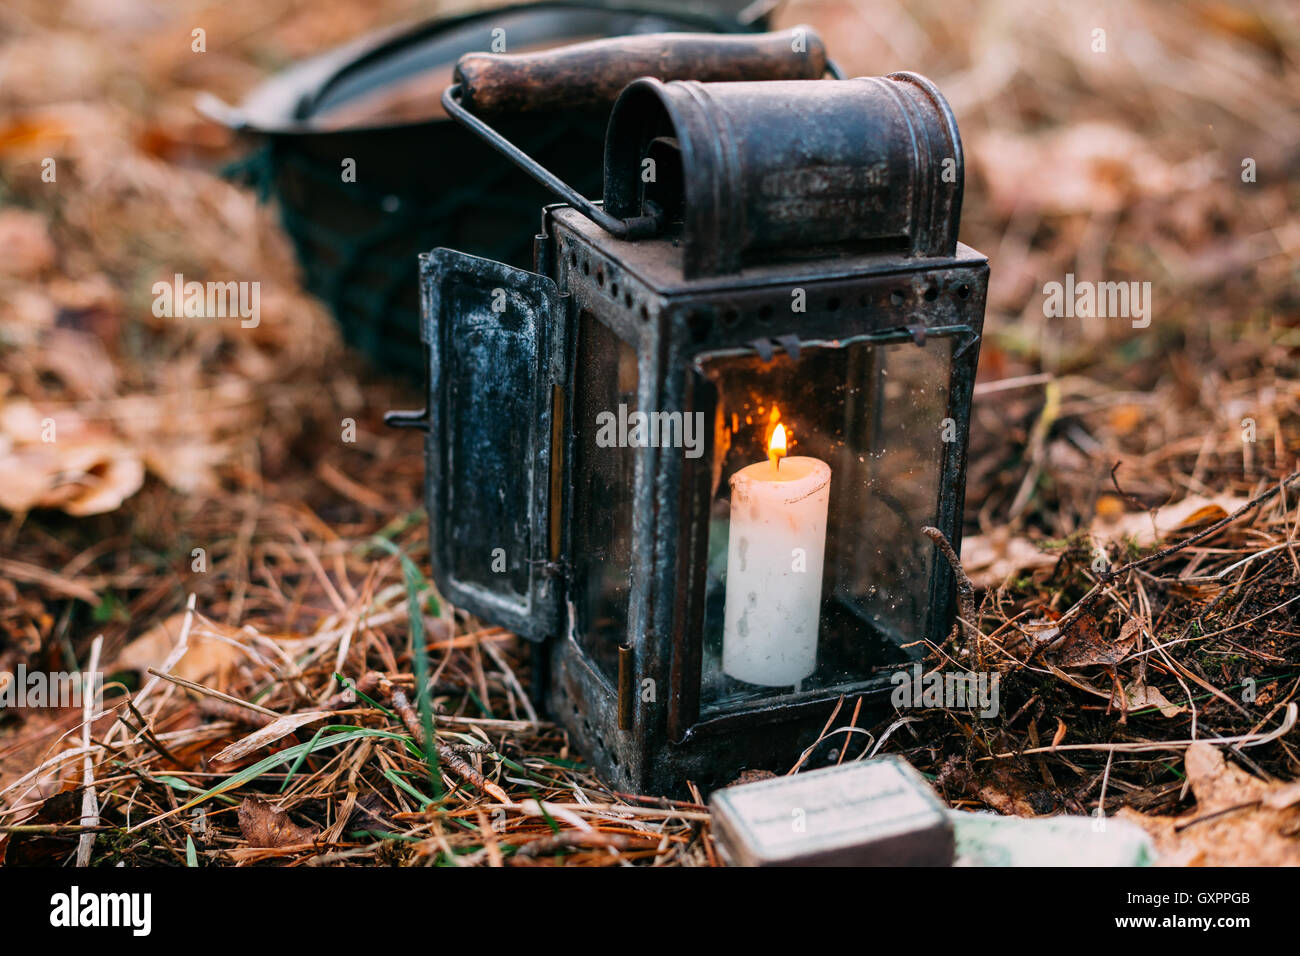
left=393, top=66, right=988, bottom=796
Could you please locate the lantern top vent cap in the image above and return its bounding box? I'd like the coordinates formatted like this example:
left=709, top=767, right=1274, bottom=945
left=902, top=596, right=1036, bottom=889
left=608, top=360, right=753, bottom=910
left=603, top=72, right=966, bottom=278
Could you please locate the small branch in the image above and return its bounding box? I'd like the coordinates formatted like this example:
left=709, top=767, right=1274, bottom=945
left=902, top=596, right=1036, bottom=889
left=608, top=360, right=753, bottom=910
left=1059, top=469, right=1300, bottom=630
left=513, top=831, right=635, bottom=860
left=197, top=698, right=276, bottom=728
left=922, top=526, right=980, bottom=666
left=1174, top=800, right=1260, bottom=832
left=145, top=668, right=280, bottom=719
left=122, top=697, right=182, bottom=763
left=371, top=674, right=510, bottom=804
left=1109, top=469, right=1299, bottom=577
left=982, top=702, right=1296, bottom=760
left=107, top=593, right=196, bottom=750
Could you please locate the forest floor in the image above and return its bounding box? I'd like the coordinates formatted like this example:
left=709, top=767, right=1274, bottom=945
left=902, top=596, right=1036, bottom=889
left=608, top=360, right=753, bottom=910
left=0, top=0, right=1297, bottom=865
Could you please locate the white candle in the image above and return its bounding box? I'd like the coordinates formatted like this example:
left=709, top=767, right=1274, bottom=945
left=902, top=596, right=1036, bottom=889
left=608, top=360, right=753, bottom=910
left=722, top=426, right=831, bottom=687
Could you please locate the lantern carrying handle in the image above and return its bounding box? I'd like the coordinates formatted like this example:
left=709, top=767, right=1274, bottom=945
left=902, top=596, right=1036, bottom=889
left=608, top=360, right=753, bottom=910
left=441, top=84, right=662, bottom=240
left=452, top=26, right=827, bottom=114
left=440, top=25, right=835, bottom=240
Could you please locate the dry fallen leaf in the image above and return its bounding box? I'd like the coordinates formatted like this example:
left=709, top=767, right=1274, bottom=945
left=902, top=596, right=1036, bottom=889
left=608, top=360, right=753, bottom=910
left=1112, top=681, right=1186, bottom=719
left=975, top=766, right=1039, bottom=817
left=1053, top=614, right=1139, bottom=669
left=960, top=532, right=1057, bottom=589
left=1092, top=495, right=1250, bottom=549
left=1262, top=780, right=1300, bottom=811
left=237, top=798, right=319, bottom=848
left=1094, top=493, right=1127, bottom=518
left=140, top=440, right=228, bottom=495
left=114, top=613, right=243, bottom=685
left=1121, top=744, right=1300, bottom=866
left=0, top=398, right=147, bottom=516
left=0, top=208, right=56, bottom=278
left=1107, top=404, right=1143, bottom=435
left=972, top=122, right=1180, bottom=217
left=0, top=440, right=145, bottom=516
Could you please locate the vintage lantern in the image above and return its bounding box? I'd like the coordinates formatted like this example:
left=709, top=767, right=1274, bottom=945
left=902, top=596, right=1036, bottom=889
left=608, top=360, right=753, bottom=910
left=388, top=28, right=989, bottom=796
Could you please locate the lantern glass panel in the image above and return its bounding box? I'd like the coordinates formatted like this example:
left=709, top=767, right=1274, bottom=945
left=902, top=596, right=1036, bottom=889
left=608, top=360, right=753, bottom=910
left=570, top=310, right=639, bottom=685
left=696, top=334, right=956, bottom=715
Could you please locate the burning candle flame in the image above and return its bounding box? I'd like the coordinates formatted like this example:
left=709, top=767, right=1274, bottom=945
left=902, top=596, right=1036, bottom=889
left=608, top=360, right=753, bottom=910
left=769, top=423, right=787, bottom=470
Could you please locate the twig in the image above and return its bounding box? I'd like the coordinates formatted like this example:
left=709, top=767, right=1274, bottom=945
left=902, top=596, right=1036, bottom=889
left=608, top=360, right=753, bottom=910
left=1109, top=460, right=1148, bottom=513
left=371, top=674, right=510, bottom=804
left=145, top=668, right=280, bottom=718
left=1059, top=469, right=1300, bottom=629
left=1173, top=800, right=1261, bottom=831
left=512, top=830, right=635, bottom=860
left=76, top=636, right=103, bottom=867
left=982, top=702, right=1297, bottom=759
left=104, top=593, right=197, bottom=750
left=608, top=791, right=709, bottom=812
left=922, top=526, right=981, bottom=666
left=121, top=697, right=181, bottom=762
left=198, top=698, right=276, bottom=728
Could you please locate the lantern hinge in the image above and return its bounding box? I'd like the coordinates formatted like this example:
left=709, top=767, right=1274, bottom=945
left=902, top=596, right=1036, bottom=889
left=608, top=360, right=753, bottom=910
left=535, top=558, right=568, bottom=579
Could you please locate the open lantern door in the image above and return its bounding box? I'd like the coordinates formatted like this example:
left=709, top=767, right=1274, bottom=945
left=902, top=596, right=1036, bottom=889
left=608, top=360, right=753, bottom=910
left=412, top=248, right=564, bottom=642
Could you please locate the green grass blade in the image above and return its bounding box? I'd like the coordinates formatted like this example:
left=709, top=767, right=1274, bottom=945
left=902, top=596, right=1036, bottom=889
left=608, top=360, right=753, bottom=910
left=177, top=727, right=413, bottom=813
left=382, top=768, right=435, bottom=809
left=371, top=536, right=443, bottom=798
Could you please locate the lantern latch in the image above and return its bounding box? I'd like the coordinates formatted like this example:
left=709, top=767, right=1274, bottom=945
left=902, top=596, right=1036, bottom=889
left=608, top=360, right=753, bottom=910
left=748, top=334, right=802, bottom=363
left=384, top=407, right=429, bottom=432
